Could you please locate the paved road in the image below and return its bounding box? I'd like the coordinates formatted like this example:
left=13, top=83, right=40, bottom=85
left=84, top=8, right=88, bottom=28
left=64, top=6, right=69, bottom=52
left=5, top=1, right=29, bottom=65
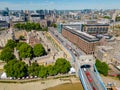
left=49, top=27, right=85, bottom=58
left=81, top=68, right=93, bottom=90
left=87, top=68, right=105, bottom=90
left=49, top=27, right=106, bottom=90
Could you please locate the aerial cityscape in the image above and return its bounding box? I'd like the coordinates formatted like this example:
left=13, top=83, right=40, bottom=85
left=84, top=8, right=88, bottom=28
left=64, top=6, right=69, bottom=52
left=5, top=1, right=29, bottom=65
left=0, top=0, right=120, bottom=90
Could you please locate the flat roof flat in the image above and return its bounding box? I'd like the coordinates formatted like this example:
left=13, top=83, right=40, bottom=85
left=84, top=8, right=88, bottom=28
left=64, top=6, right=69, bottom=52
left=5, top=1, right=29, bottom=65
left=63, top=26, right=99, bottom=42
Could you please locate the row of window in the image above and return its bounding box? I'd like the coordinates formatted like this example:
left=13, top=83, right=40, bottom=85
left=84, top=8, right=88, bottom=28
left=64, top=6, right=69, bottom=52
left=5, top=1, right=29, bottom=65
left=87, top=28, right=108, bottom=33
left=87, top=27, right=108, bottom=30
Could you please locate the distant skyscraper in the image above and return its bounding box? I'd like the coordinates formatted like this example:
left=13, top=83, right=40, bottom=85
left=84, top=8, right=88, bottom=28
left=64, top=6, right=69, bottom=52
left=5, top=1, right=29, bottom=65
left=36, top=10, right=44, bottom=15
left=44, top=10, right=49, bottom=15
left=5, top=7, right=9, bottom=12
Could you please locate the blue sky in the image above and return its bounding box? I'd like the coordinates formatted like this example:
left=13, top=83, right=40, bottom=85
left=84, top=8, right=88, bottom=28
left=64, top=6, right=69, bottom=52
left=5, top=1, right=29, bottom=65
left=0, top=0, right=119, bottom=10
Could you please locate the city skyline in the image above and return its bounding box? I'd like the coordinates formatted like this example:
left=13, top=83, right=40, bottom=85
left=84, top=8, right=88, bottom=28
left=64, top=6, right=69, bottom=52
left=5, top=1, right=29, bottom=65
left=0, top=0, right=120, bottom=10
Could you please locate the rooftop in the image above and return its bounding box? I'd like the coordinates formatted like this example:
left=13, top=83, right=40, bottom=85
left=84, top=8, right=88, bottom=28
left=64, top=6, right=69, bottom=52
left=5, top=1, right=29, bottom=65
left=114, top=54, right=120, bottom=61
left=63, top=25, right=100, bottom=42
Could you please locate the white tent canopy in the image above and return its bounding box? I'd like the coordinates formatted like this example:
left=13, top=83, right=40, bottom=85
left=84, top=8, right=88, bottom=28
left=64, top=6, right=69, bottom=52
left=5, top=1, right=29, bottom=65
left=1, top=72, right=7, bottom=79
left=69, top=67, right=76, bottom=74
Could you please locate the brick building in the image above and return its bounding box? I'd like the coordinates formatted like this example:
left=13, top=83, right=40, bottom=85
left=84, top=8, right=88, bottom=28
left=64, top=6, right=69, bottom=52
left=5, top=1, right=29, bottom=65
left=58, top=23, right=110, bottom=54
left=62, top=26, right=100, bottom=54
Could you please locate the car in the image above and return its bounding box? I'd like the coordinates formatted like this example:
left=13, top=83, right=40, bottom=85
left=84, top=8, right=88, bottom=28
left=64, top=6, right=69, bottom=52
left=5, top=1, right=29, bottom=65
left=83, top=68, right=87, bottom=71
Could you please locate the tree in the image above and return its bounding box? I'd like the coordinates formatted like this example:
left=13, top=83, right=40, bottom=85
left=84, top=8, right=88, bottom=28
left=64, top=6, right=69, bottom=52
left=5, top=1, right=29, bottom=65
left=19, top=35, right=25, bottom=40
left=16, top=42, right=26, bottom=50
left=28, top=62, right=39, bottom=76
left=101, top=62, right=109, bottom=76
left=116, top=16, right=120, bottom=21
left=33, top=44, right=46, bottom=57
left=19, top=43, right=33, bottom=59
left=51, top=23, right=57, bottom=28
left=39, top=65, right=47, bottom=78
left=14, top=23, right=21, bottom=29
left=42, top=27, right=48, bottom=31
left=95, top=59, right=101, bottom=71
left=47, top=65, right=57, bottom=76
left=14, top=22, right=43, bottom=31
left=54, top=58, right=71, bottom=74
left=0, top=47, right=15, bottom=62
left=4, top=60, right=28, bottom=78
left=95, top=59, right=109, bottom=76
left=117, top=75, right=120, bottom=80
left=35, top=23, right=42, bottom=30
left=103, top=16, right=111, bottom=19
left=5, top=39, right=16, bottom=49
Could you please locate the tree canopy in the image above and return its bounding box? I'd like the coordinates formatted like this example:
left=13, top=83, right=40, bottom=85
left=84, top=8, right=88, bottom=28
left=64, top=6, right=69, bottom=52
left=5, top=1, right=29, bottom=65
left=0, top=40, right=16, bottom=62
left=19, top=43, right=33, bottom=59
left=0, top=47, right=15, bottom=62
left=116, top=16, right=120, bottom=21
left=33, top=44, right=46, bottom=57
left=39, top=65, right=47, bottom=78
left=28, top=62, right=39, bottom=76
left=3, top=58, right=71, bottom=78
left=16, top=42, right=26, bottom=50
left=4, top=60, right=28, bottom=78
left=5, top=39, right=16, bottom=49
left=14, top=22, right=48, bottom=31
left=19, top=35, right=25, bottom=40
left=54, top=58, right=71, bottom=74
left=103, top=16, right=111, bottom=19
left=51, top=23, right=57, bottom=28
left=95, top=59, right=109, bottom=76
left=47, top=65, right=57, bottom=76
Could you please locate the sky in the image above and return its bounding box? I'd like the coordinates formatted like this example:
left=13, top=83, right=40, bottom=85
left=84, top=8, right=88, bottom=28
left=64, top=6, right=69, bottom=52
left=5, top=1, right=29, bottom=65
left=0, top=0, right=119, bottom=10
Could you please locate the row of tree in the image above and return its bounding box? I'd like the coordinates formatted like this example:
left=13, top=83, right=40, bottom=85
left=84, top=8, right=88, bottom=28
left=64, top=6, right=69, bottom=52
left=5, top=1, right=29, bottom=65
left=0, top=40, right=46, bottom=62
left=103, top=16, right=111, bottom=19
left=95, top=59, right=109, bottom=76
left=17, top=42, right=46, bottom=59
left=4, top=58, right=71, bottom=78
left=14, top=22, right=48, bottom=31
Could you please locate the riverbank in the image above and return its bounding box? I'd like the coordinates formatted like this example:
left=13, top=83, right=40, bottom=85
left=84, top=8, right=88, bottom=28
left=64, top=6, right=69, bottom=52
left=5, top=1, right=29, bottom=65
left=0, top=77, right=83, bottom=90
left=47, top=82, right=83, bottom=90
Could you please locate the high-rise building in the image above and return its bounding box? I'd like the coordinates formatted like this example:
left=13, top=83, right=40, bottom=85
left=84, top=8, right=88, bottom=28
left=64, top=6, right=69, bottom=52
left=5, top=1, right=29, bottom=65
left=36, top=10, right=45, bottom=15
